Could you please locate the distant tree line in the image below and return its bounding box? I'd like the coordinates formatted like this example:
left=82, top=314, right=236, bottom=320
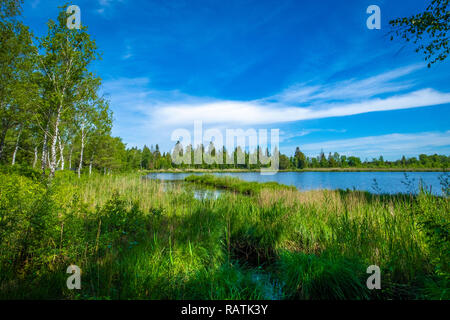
left=120, top=143, right=450, bottom=171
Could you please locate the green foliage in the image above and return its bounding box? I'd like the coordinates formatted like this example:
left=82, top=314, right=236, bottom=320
left=279, top=154, right=291, bottom=170
left=0, top=16, right=36, bottom=163
left=0, top=0, right=23, bottom=19
left=294, top=147, right=307, bottom=169
left=0, top=4, right=123, bottom=177
left=414, top=183, right=450, bottom=298
left=95, top=192, right=148, bottom=246
left=0, top=170, right=448, bottom=299
left=0, top=163, right=41, bottom=180
left=389, top=0, right=450, bottom=67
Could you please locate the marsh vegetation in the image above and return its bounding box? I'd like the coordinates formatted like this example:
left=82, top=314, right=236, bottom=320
left=0, top=166, right=448, bottom=299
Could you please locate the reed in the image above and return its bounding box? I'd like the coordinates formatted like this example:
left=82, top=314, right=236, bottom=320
left=0, top=168, right=448, bottom=299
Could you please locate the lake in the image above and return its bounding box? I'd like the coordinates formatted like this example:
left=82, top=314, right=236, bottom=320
left=146, top=171, right=448, bottom=195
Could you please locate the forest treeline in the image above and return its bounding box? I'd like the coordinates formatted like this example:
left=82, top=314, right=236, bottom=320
left=125, top=144, right=450, bottom=170
left=1, top=1, right=448, bottom=176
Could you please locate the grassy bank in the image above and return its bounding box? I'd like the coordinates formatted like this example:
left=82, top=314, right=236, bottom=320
left=0, top=166, right=448, bottom=299
left=185, top=174, right=296, bottom=195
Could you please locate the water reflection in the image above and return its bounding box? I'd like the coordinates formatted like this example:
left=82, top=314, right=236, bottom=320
left=193, top=189, right=223, bottom=200
left=145, top=171, right=448, bottom=195
left=145, top=177, right=224, bottom=200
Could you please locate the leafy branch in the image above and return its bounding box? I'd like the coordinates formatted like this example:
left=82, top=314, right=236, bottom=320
left=389, top=0, right=449, bottom=67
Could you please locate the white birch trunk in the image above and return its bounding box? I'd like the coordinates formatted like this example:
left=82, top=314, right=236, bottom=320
left=33, top=146, right=38, bottom=168
left=69, top=146, right=72, bottom=170
left=58, top=134, right=65, bottom=170
left=77, top=123, right=85, bottom=178
left=11, top=127, right=22, bottom=165
left=49, top=105, right=62, bottom=178
left=41, top=123, right=49, bottom=175
left=89, top=157, right=93, bottom=175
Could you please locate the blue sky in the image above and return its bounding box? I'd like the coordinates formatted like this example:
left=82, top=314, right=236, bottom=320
left=22, top=0, right=450, bottom=160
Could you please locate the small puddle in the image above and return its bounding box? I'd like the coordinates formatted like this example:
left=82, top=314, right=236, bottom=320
left=144, top=177, right=224, bottom=200
left=251, top=272, right=284, bottom=300
left=192, top=189, right=223, bottom=200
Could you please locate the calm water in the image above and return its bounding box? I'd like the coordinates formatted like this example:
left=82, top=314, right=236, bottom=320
left=158, top=180, right=223, bottom=200
left=146, top=171, right=448, bottom=195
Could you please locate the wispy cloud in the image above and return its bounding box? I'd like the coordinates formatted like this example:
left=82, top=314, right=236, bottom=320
left=102, top=64, right=450, bottom=151
left=152, top=88, right=450, bottom=126
left=299, top=131, right=450, bottom=159
left=122, top=45, right=133, bottom=60
left=96, top=0, right=125, bottom=16
left=30, top=0, right=40, bottom=9
left=98, top=0, right=123, bottom=7
left=269, top=64, right=423, bottom=104
left=126, top=64, right=448, bottom=127
left=280, top=129, right=347, bottom=142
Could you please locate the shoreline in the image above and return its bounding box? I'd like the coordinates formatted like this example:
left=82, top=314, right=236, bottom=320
left=142, top=168, right=446, bottom=173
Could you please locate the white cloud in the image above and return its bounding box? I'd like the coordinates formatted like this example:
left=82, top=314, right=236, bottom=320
left=101, top=65, right=450, bottom=151
left=298, top=131, right=450, bottom=159
left=122, top=53, right=133, bottom=60
left=126, top=65, right=448, bottom=127
left=96, top=0, right=125, bottom=16
left=280, top=128, right=347, bottom=141
left=270, top=64, right=423, bottom=104
left=31, top=0, right=40, bottom=9
left=103, top=65, right=449, bottom=129
left=151, top=88, right=450, bottom=126
left=98, top=0, right=121, bottom=6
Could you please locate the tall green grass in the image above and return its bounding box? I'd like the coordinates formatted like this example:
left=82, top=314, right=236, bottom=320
left=0, top=166, right=448, bottom=299
left=185, top=174, right=296, bottom=195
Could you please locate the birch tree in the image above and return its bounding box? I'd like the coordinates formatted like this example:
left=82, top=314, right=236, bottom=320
left=37, top=7, right=99, bottom=178
left=73, top=74, right=111, bottom=177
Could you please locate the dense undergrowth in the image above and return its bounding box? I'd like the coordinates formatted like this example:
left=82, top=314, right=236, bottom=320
left=0, top=165, right=448, bottom=299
